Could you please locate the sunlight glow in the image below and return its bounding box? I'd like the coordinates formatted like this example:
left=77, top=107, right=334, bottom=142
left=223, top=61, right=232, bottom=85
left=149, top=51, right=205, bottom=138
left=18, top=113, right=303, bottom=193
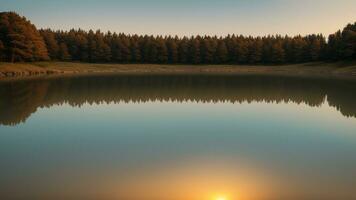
left=216, top=195, right=228, bottom=200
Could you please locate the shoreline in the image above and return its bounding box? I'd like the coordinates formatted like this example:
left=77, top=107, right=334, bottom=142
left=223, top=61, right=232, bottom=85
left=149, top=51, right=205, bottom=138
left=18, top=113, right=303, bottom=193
left=1, top=62, right=356, bottom=81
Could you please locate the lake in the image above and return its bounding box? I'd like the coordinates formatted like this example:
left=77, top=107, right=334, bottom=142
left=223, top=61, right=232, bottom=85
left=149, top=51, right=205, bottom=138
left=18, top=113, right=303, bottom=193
left=0, top=75, right=356, bottom=200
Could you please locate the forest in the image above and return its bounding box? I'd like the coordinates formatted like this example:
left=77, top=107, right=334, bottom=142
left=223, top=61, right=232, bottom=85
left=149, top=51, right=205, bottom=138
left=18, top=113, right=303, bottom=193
left=0, top=12, right=355, bottom=64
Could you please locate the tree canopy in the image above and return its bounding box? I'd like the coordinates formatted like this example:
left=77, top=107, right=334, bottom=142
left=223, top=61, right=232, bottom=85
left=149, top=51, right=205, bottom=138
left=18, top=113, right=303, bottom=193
left=0, top=12, right=355, bottom=64
left=0, top=12, right=48, bottom=62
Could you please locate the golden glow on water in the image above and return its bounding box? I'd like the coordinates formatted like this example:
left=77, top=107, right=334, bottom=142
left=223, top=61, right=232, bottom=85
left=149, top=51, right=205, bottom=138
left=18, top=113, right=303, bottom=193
left=104, top=158, right=279, bottom=200
left=1, top=76, right=356, bottom=200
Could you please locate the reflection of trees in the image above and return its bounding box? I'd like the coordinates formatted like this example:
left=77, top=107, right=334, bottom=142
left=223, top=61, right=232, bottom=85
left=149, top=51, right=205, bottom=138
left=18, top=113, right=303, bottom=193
left=0, top=81, right=50, bottom=126
left=0, top=75, right=355, bottom=126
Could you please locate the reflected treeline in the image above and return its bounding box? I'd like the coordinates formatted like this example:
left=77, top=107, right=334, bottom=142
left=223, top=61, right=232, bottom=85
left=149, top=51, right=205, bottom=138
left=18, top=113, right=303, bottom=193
left=0, top=75, right=355, bottom=125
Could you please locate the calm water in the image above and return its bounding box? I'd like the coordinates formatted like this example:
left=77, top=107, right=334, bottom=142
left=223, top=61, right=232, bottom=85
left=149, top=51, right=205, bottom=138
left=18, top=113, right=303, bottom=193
left=0, top=75, right=356, bottom=200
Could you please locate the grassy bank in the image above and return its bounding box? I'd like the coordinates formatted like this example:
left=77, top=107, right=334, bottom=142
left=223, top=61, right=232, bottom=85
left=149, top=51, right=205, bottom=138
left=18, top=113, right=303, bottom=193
left=0, top=62, right=356, bottom=80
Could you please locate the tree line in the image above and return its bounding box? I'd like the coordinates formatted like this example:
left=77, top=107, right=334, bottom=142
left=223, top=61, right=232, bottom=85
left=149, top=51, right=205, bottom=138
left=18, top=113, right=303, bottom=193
left=1, top=75, right=356, bottom=125
left=0, top=12, right=355, bottom=64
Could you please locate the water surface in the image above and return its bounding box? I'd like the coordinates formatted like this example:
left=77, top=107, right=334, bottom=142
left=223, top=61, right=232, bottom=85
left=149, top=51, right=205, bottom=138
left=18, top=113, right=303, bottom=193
left=0, top=75, right=356, bottom=200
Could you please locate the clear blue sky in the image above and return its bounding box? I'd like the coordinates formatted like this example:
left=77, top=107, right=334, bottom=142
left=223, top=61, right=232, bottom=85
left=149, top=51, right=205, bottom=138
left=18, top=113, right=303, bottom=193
left=1, top=0, right=355, bottom=36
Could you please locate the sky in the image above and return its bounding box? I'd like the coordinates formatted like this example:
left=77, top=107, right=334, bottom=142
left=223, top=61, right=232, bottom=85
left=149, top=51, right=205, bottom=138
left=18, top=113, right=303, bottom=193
left=1, top=0, right=355, bottom=37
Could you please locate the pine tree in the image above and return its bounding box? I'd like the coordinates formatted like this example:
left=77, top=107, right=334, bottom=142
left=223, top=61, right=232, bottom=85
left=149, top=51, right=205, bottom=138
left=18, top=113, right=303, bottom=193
left=166, top=38, right=178, bottom=63
left=120, top=35, right=131, bottom=62
left=235, top=37, right=248, bottom=63
left=1, top=12, right=353, bottom=64
left=225, top=35, right=237, bottom=63
left=248, top=38, right=263, bottom=63
left=64, top=30, right=79, bottom=60
left=216, top=40, right=228, bottom=63
left=178, top=38, right=189, bottom=63
left=189, top=38, right=201, bottom=64
left=156, top=38, right=168, bottom=63
left=0, top=40, right=4, bottom=61
left=58, top=42, right=71, bottom=60
left=87, top=30, right=111, bottom=62
left=340, top=23, right=356, bottom=60
left=7, top=33, right=32, bottom=62
left=271, top=41, right=285, bottom=63
left=141, top=36, right=152, bottom=63
left=111, top=34, right=123, bottom=62
left=308, top=35, right=322, bottom=61
left=76, top=31, right=89, bottom=61
left=147, top=38, right=158, bottom=63
left=201, top=38, right=214, bottom=64
left=40, top=29, right=59, bottom=60
left=130, top=36, right=141, bottom=63
left=291, top=36, right=307, bottom=63
left=283, top=37, right=294, bottom=63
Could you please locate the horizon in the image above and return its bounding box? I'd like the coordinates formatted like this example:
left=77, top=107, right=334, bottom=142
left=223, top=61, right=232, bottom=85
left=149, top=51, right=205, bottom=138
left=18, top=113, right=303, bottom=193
left=1, top=0, right=355, bottom=37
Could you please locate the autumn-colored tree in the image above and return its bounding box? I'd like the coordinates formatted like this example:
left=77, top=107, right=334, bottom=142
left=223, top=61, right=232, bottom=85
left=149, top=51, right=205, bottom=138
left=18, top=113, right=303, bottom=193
left=0, top=12, right=49, bottom=62
left=40, top=29, right=59, bottom=60
left=1, top=12, right=354, bottom=64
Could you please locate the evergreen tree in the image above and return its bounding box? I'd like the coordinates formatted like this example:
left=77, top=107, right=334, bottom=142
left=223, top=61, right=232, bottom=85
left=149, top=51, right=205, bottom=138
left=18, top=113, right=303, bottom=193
left=216, top=40, right=228, bottom=63
left=178, top=37, right=189, bottom=63
left=262, top=36, right=273, bottom=63
left=1, top=12, right=354, bottom=64
left=120, top=35, right=131, bottom=62
left=76, top=31, right=89, bottom=61
left=308, top=35, right=323, bottom=61
left=340, top=23, right=356, bottom=59
left=130, top=36, right=141, bottom=63
left=271, top=41, right=285, bottom=63
left=235, top=37, right=248, bottom=63
left=111, top=34, right=123, bottom=62
left=200, top=38, right=214, bottom=64
left=291, top=36, right=307, bottom=63
left=147, top=38, right=158, bottom=63
left=248, top=38, right=263, bottom=63
left=327, top=31, right=343, bottom=61
left=0, top=40, right=4, bottom=61
left=141, top=36, right=152, bottom=63
left=65, top=30, right=79, bottom=60
left=40, top=29, right=59, bottom=60
left=166, top=38, right=178, bottom=63
left=156, top=38, right=168, bottom=63
left=189, top=38, right=201, bottom=64
left=225, top=35, right=238, bottom=63
left=58, top=42, right=71, bottom=60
